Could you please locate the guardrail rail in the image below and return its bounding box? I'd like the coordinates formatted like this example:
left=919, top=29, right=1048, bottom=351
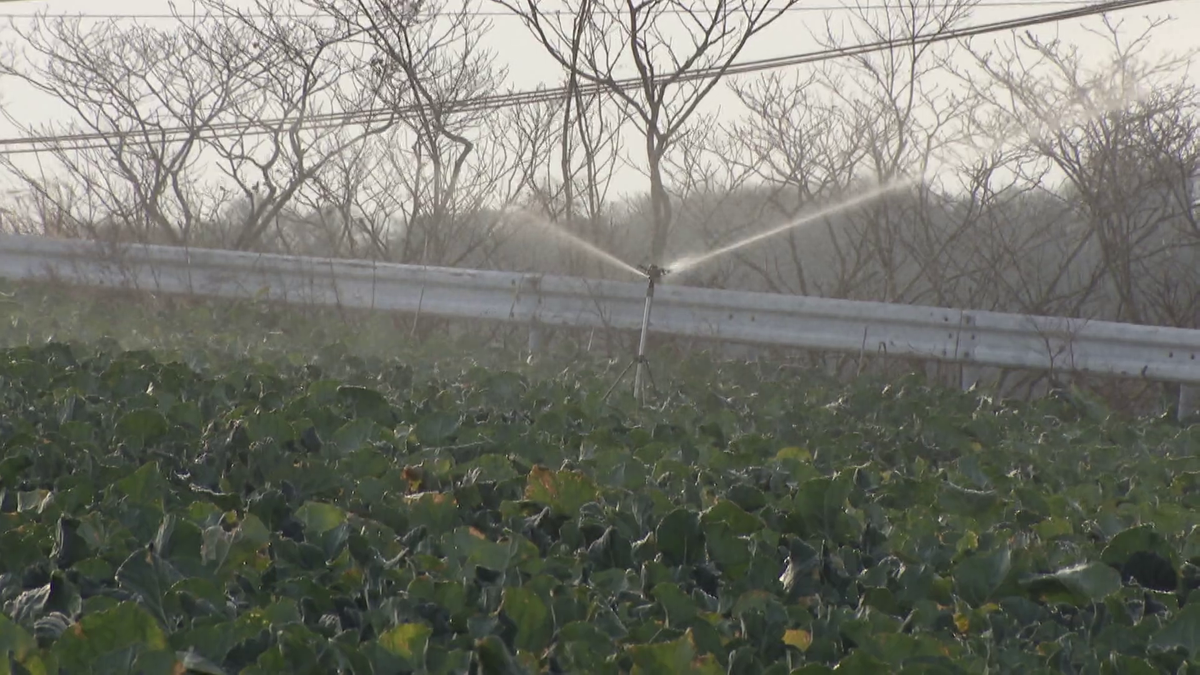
left=2, top=233, right=1197, bottom=418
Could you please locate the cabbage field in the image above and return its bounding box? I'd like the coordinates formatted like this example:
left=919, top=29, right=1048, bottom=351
left=1, top=282, right=1200, bottom=674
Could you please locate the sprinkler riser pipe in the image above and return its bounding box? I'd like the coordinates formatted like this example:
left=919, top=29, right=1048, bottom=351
left=633, top=276, right=656, bottom=397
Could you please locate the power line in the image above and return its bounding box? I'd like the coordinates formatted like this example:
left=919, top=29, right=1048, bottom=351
left=3, top=0, right=1169, bottom=147
left=0, top=0, right=1175, bottom=155
left=0, top=2, right=1121, bottom=21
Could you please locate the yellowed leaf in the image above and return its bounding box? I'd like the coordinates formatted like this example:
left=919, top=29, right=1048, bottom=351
left=782, top=628, right=812, bottom=652
left=775, top=447, right=812, bottom=462
left=954, top=613, right=970, bottom=633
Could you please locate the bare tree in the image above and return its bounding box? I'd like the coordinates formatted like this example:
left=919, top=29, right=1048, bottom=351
left=489, top=0, right=801, bottom=265
left=695, top=0, right=978, bottom=305
left=0, top=15, right=239, bottom=244
left=813, top=0, right=978, bottom=305
left=505, top=15, right=626, bottom=279
left=293, top=0, right=546, bottom=269
left=191, top=0, right=399, bottom=252
left=0, top=178, right=88, bottom=238
left=939, top=145, right=1085, bottom=315
left=960, top=15, right=1200, bottom=326
left=0, top=2, right=399, bottom=251
left=680, top=70, right=868, bottom=295
left=281, top=137, right=386, bottom=259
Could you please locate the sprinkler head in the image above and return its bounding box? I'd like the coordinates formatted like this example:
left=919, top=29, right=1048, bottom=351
left=638, top=264, right=670, bottom=281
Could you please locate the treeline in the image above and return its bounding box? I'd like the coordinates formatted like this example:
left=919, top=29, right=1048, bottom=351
left=1, top=0, right=1197, bottom=329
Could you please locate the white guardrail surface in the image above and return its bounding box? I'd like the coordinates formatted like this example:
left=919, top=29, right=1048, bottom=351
left=2, top=233, right=1199, bottom=391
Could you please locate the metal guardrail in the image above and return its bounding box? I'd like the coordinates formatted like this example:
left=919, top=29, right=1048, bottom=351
left=2, top=233, right=1199, bottom=399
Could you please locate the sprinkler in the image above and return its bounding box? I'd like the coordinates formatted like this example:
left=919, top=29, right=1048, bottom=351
left=634, top=264, right=669, bottom=398
left=638, top=263, right=671, bottom=281
left=604, top=263, right=672, bottom=405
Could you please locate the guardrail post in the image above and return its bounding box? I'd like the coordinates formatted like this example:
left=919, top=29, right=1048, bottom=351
left=961, top=366, right=982, bottom=392
left=924, top=360, right=941, bottom=386
left=959, top=314, right=982, bottom=391
left=1181, top=384, right=1198, bottom=422
left=521, top=274, right=544, bottom=361
left=528, top=323, right=544, bottom=358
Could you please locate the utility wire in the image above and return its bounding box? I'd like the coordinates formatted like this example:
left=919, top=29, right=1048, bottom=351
left=0, top=2, right=1123, bottom=20
left=0, top=0, right=1175, bottom=156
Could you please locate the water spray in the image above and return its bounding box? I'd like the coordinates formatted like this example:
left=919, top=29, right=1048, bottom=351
left=666, top=177, right=920, bottom=275
left=506, top=77, right=1153, bottom=406
left=498, top=209, right=675, bottom=404
left=604, top=263, right=672, bottom=404
left=660, top=81, right=1153, bottom=278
